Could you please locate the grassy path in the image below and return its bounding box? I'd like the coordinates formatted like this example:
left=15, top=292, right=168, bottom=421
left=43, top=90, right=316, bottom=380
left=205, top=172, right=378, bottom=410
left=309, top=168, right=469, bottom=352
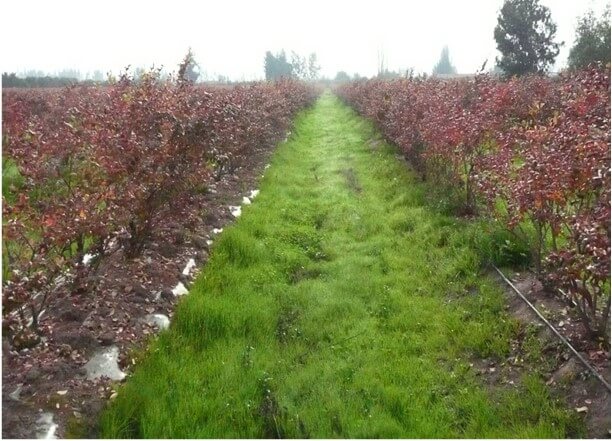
left=101, top=93, right=577, bottom=438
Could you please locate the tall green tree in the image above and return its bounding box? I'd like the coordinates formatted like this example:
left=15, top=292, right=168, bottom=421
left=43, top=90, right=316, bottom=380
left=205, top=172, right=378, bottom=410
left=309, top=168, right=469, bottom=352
left=432, top=46, right=457, bottom=75
left=494, top=0, right=561, bottom=76
left=568, top=6, right=611, bottom=69
left=334, top=71, right=351, bottom=82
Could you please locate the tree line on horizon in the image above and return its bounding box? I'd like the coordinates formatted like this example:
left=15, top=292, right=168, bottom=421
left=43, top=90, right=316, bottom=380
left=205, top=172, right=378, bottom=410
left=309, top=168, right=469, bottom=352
left=2, top=0, right=609, bottom=88
left=263, top=50, right=320, bottom=81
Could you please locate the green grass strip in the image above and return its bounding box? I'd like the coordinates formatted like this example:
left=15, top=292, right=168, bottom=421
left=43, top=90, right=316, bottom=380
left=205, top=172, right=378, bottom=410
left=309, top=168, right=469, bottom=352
left=100, top=93, right=580, bottom=438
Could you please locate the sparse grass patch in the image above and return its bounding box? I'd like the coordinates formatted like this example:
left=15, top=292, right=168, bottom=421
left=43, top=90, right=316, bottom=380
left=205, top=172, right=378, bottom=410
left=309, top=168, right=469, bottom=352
left=2, top=158, right=24, bottom=203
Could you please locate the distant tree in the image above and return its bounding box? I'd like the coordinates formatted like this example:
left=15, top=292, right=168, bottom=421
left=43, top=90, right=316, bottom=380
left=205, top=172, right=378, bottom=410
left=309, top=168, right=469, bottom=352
left=307, top=52, right=320, bottom=80
left=494, top=0, right=561, bottom=76
left=57, top=68, right=82, bottom=80
left=264, top=50, right=295, bottom=80
left=264, top=49, right=321, bottom=80
left=276, top=50, right=293, bottom=78
left=2, top=72, right=20, bottom=87
left=291, top=51, right=307, bottom=79
left=334, top=71, right=351, bottom=82
left=403, top=67, right=416, bottom=79
left=377, top=69, right=402, bottom=79
left=377, top=50, right=387, bottom=77
left=264, top=51, right=276, bottom=80
left=24, top=69, right=45, bottom=78
left=568, top=6, right=611, bottom=69
left=133, top=67, right=146, bottom=81
left=92, top=70, right=105, bottom=82
left=432, top=46, right=457, bottom=75
left=178, top=48, right=200, bottom=82
left=2, top=72, right=78, bottom=88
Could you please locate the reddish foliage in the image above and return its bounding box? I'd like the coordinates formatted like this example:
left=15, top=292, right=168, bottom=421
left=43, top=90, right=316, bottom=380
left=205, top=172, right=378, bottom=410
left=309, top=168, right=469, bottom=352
left=2, top=71, right=318, bottom=337
left=337, top=66, right=610, bottom=339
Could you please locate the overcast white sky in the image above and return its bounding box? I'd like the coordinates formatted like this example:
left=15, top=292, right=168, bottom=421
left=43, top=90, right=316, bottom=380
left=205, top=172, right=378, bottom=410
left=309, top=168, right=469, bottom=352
left=1, top=0, right=609, bottom=80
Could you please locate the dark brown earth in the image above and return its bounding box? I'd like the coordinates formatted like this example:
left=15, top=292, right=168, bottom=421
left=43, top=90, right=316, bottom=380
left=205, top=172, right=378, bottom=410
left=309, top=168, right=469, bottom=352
left=2, top=143, right=278, bottom=439
left=486, top=270, right=610, bottom=438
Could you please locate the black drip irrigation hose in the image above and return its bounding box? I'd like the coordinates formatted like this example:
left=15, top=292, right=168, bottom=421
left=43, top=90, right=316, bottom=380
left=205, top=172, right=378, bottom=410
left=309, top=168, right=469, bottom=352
left=492, top=265, right=611, bottom=392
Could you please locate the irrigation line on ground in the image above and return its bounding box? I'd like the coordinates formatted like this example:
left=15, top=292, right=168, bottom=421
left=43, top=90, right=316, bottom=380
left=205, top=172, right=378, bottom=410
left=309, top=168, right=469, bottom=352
left=492, top=265, right=611, bottom=392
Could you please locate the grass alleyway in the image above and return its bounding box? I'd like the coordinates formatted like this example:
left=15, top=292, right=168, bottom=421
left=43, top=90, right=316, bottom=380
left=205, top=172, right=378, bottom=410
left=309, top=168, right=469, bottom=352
left=101, top=93, right=578, bottom=438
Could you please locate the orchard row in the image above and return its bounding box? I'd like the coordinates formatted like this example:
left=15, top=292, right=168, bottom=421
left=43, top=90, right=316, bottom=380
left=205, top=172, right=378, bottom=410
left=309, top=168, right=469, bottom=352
left=337, top=67, right=610, bottom=338
left=2, top=65, right=318, bottom=334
